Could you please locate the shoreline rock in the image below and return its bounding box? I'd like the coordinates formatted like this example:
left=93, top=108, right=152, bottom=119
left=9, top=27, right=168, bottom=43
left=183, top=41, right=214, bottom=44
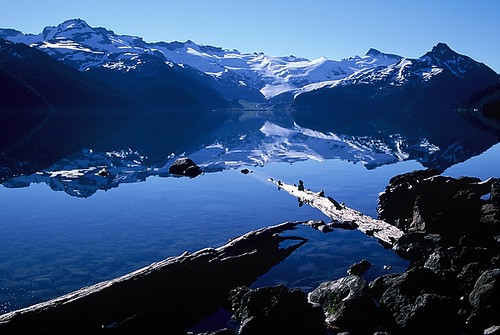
left=202, top=170, right=499, bottom=334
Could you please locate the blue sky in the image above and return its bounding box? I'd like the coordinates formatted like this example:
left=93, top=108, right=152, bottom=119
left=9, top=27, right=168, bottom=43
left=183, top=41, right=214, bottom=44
left=1, top=0, right=499, bottom=72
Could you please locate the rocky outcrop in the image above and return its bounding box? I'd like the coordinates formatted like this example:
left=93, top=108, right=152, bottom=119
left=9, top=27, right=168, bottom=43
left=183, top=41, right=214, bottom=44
left=229, top=285, right=325, bottom=335
left=224, top=170, right=499, bottom=334
left=169, top=157, right=203, bottom=178
left=3, top=170, right=499, bottom=334
left=308, top=275, right=380, bottom=333
left=375, top=170, right=500, bottom=333
left=378, top=169, right=495, bottom=238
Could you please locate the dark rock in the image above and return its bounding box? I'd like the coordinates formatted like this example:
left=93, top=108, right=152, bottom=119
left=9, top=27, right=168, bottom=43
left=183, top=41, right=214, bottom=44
left=369, top=273, right=401, bottom=301
left=308, top=275, right=380, bottom=333
left=424, top=247, right=459, bottom=274
left=298, top=179, right=304, bottom=191
left=380, top=267, right=458, bottom=334
left=457, top=262, right=483, bottom=294
left=96, top=168, right=111, bottom=177
left=378, top=171, right=491, bottom=239
left=378, top=169, right=439, bottom=224
left=169, top=157, right=202, bottom=178
left=229, top=285, right=325, bottom=335
left=468, top=269, right=500, bottom=329
left=347, top=259, right=372, bottom=276
left=392, top=232, right=441, bottom=262
left=481, top=203, right=500, bottom=227
left=240, top=168, right=251, bottom=175
left=491, top=180, right=500, bottom=206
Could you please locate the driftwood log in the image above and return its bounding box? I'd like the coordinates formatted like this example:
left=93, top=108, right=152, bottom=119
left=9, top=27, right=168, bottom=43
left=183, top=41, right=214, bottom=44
left=271, top=179, right=404, bottom=246
left=0, top=222, right=307, bottom=334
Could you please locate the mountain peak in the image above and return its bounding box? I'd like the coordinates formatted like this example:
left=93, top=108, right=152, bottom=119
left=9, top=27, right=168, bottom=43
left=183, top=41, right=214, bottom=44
left=365, top=48, right=402, bottom=61
left=366, top=48, right=382, bottom=56
left=57, top=18, right=91, bottom=32
left=432, top=42, right=452, bottom=53
left=424, top=42, right=459, bottom=59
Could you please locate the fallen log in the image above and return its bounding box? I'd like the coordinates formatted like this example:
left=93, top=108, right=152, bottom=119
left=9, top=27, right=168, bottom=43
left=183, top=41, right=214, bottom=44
left=0, top=222, right=307, bottom=334
left=271, top=179, right=404, bottom=246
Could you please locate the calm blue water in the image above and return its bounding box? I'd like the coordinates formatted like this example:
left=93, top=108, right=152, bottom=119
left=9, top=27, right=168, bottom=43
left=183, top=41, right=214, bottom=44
left=1, top=143, right=500, bottom=314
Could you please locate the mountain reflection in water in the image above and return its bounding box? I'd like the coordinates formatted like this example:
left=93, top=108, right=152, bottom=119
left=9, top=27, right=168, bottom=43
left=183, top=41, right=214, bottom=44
left=2, top=116, right=497, bottom=198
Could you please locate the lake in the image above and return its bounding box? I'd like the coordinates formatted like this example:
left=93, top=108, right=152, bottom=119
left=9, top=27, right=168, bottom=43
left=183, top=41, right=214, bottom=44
left=1, top=141, right=500, bottom=315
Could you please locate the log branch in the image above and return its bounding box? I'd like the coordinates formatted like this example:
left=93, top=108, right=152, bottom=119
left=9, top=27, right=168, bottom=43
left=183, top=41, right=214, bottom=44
left=271, top=179, right=404, bottom=246
left=0, top=222, right=307, bottom=334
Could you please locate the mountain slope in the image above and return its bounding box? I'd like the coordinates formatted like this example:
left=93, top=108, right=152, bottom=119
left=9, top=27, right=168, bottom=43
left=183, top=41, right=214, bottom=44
left=0, top=38, right=136, bottom=159
left=458, top=81, right=500, bottom=131
left=0, top=19, right=403, bottom=101
left=290, top=43, right=500, bottom=170
left=0, top=39, right=232, bottom=177
left=291, top=43, right=499, bottom=135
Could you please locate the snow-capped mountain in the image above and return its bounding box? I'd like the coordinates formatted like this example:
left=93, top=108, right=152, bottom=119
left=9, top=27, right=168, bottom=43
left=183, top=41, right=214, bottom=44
left=0, top=18, right=405, bottom=100
left=1, top=18, right=498, bottom=103
left=2, top=19, right=499, bottom=183
left=290, top=42, right=499, bottom=142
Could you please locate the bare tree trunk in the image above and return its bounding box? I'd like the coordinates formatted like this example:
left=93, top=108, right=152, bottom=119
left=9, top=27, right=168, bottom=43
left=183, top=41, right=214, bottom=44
left=0, top=222, right=307, bottom=334
left=271, top=179, right=404, bottom=246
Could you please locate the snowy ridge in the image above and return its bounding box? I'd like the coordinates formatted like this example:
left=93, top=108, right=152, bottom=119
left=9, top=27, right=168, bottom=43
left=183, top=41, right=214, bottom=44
left=0, top=18, right=473, bottom=101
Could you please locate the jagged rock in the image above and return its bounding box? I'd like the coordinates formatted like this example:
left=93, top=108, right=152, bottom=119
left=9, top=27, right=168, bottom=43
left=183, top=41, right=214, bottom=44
left=481, top=203, right=500, bottom=227
left=457, top=262, right=483, bottom=294
left=369, top=273, right=401, bottom=301
left=379, top=267, right=458, bottom=334
left=378, top=169, right=440, bottom=224
left=468, top=269, right=500, bottom=330
left=423, top=247, right=460, bottom=274
left=169, top=157, right=203, bottom=177
left=491, top=180, right=500, bottom=206
left=308, top=275, right=380, bottom=333
left=378, top=170, right=494, bottom=238
left=229, top=285, right=325, bottom=335
left=392, top=232, right=441, bottom=262
left=347, top=259, right=372, bottom=276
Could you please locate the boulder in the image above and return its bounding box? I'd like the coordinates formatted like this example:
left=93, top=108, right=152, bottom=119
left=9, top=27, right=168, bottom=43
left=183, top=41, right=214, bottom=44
left=240, top=168, right=251, bottom=175
left=378, top=170, right=492, bottom=238
left=491, top=180, right=500, bottom=206
left=308, top=275, right=380, bottom=333
left=380, top=267, right=459, bottom=334
left=369, top=273, right=401, bottom=301
left=347, top=259, right=372, bottom=276
left=168, top=157, right=202, bottom=177
left=229, top=285, right=325, bottom=335
left=468, top=269, right=500, bottom=330
left=392, top=232, right=441, bottom=262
